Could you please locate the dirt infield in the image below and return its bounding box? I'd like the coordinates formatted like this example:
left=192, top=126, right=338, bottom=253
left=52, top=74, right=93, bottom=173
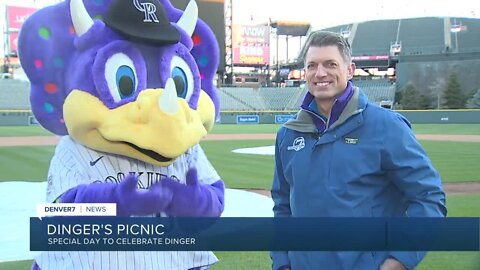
left=0, top=136, right=60, bottom=146
left=1, top=133, right=479, bottom=195
left=246, top=182, right=480, bottom=197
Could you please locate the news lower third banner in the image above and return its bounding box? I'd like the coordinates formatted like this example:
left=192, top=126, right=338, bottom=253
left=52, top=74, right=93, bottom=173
left=30, top=217, right=479, bottom=251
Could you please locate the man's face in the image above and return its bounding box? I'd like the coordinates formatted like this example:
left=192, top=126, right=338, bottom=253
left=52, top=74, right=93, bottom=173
left=304, top=45, right=355, bottom=102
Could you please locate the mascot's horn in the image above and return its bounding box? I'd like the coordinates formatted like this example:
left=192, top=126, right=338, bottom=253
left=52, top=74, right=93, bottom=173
left=70, top=0, right=198, bottom=37
left=70, top=0, right=94, bottom=36
left=176, top=0, right=198, bottom=37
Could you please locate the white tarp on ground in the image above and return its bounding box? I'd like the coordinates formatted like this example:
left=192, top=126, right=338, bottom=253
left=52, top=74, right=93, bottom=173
left=0, top=181, right=273, bottom=262
left=232, top=145, right=275, bottom=155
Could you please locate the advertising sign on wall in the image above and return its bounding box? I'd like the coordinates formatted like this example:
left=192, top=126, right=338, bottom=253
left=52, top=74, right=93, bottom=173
left=236, top=115, right=260, bottom=124
left=275, top=114, right=295, bottom=124
left=232, top=24, right=270, bottom=66
left=6, top=6, right=38, bottom=55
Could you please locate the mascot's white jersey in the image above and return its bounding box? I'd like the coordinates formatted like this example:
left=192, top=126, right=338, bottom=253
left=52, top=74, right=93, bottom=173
left=36, top=136, right=219, bottom=270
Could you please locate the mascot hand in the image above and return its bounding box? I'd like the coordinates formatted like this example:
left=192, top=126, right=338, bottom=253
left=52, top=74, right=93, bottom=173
left=60, top=175, right=173, bottom=216
left=160, top=168, right=225, bottom=217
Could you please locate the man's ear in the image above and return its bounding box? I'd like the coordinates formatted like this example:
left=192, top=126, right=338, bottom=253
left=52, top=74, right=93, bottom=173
left=348, top=62, right=356, bottom=80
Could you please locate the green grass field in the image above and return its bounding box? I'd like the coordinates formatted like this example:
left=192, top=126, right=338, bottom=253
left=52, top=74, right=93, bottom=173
left=210, top=123, right=480, bottom=135
left=0, top=126, right=53, bottom=137
left=1, top=140, right=479, bottom=185
left=2, top=123, right=480, bottom=136
left=0, top=124, right=479, bottom=269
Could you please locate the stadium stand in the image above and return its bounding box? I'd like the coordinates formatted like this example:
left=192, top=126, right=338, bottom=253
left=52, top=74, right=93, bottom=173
left=217, top=82, right=396, bottom=112
left=397, top=18, right=445, bottom=55
left=0, top=79, right=30, bottom=109
left=219, top=87, right=266, bottom=110
left=219, top=87, right=305, bottom=111
left=316, top=17, right=480, bottom=57
left=350, top=20, right=399, bottom=56
left=353, top=78, right=395, bottom=104
left=455, top=18, right=480, bottom=53
left=257, top=87, right=304, bottom=110
left=293, top=87, right=309, bottom=108
left=216, top=88, right=252, bottom=111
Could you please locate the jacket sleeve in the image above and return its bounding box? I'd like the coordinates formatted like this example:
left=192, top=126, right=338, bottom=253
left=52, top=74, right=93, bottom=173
left=381, top=113, right=447, bottom=269
left=270, top=128, right=291, bottom=270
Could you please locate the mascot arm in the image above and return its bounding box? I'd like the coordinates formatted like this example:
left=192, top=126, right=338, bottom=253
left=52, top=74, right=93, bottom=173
left=60, top=174, right=173, bottom=216
left=160, top=168, right=225, bottom=217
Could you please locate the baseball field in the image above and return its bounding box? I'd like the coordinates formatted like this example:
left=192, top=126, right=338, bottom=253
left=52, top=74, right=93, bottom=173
left=0, top=123, right=479, bottom=270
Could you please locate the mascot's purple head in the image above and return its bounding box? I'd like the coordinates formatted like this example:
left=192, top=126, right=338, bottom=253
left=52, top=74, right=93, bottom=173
left=18, top=0, right=220, bottom=166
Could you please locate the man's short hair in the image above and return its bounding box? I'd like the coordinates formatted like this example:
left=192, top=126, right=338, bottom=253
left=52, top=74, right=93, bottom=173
left=302, top=31, right=352, bottom=63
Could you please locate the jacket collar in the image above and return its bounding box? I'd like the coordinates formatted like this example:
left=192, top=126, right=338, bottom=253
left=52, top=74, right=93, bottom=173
left=284, top=84, right=368, bottom=133
left=300, top=81, right=354, bottom=113
left=298, top=81, right=354, bottom=133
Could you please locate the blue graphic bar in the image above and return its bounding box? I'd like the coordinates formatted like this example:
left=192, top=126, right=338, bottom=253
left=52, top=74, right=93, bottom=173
left=30, top=217, right=479, bottom=251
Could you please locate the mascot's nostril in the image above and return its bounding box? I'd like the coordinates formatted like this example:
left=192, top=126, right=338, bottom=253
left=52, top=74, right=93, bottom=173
left=131, top=94, right=153, bottom=124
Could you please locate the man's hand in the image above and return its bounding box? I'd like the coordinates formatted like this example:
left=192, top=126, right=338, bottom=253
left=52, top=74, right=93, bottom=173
left=380, top=258, right=407, bottom=270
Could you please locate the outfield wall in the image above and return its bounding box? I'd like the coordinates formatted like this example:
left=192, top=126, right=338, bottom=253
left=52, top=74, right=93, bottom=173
left=218, top=110, right=480, bottom=124
left=1, top=110, right=480, bottom=126
left=0, top=110, right=35, bottom=126
left=396, top=110, right=480, bottom=124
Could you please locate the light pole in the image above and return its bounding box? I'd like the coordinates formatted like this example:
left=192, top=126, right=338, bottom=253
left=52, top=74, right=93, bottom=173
left=275, top=28, right=279, bottom=86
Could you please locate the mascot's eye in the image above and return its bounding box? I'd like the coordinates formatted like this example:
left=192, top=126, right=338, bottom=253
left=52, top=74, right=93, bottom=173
left=105, top=53, right=138, bottom=102
left=170, top=56, right=194, bottom=101
left=116, top=65, right=136, bottom=98
left=172, top=67, right=187, bottom=98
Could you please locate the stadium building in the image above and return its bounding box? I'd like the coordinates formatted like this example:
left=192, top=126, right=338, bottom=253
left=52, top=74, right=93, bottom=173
left=1, top=0, right=480, bottom=125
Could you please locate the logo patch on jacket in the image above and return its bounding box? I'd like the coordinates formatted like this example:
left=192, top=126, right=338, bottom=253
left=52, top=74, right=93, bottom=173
left=344, top=137, right=359, bottom=144
left=288, top=137, right=305, bottom=151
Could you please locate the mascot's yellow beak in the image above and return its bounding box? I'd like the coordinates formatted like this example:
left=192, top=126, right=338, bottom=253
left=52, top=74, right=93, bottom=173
left=63, top=87, right=215, bottom=166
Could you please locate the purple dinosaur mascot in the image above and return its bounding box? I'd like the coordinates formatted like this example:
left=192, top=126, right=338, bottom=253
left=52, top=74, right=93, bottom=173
left=19, top=0, right=224, bottom=269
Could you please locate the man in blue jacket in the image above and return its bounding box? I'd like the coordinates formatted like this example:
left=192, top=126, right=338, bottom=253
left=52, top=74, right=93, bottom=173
left=270, top=31, right=447, bottom=270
